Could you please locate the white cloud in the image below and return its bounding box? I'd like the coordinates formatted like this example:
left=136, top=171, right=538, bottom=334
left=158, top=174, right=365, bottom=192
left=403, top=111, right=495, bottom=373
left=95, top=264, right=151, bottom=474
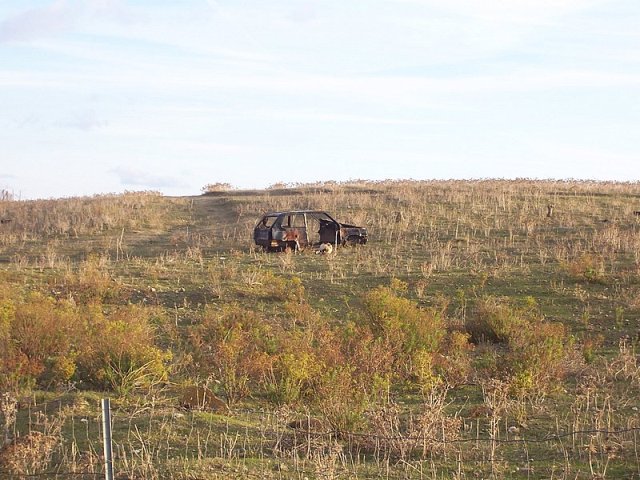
left=0, top=0, right=133, bottom=43
left=0, top=1, right=77, bottom=42
left=288, top=2, right=318, bottom=23
left=4, top=63, right=638, bottom=108
left=110, top=166, right=189, bottom=190
left=58, top=110, right=108, bottom=131
left=394, top=0, right=606, bottom=24
left=214, top=107, right=431, bottom=126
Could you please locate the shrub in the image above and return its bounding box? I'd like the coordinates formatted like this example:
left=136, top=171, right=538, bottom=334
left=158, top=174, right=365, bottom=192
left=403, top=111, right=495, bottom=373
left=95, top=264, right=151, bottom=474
left=505, top=324, right=571, bottom=396
left=6, top=292, right=80, bottom=388
left=436, top=331, right=473, bottom=387
left=362, top=387, right=461, bottom=460
left=467, top=296, right=572, bottom=394
left=265, top=350, right=319, bottom=404
left=189, top=304, right=273, bottom=404
left=201, top=183, right=234, bottom=193
left=262, top=330, right=321, bottom=404
left=466, top=296, right=528, bottom=344
left=263, top=273, right=305, bottom=303
left=313, top=365, right=370, bottom=432
left=582, top=334, right=604, bottom=364
left=63, top=255, right=124, bottom=304
left=0, top=279, right=169, bottom=395
left=339, top=321, right=393, bottom=402
left=76, top=305, right=171, bottom=394
left=564, top=254, right=606, bottom=284
left=0, top=430, right=60, bottom=475
left=0, top=288, right=27, bottom=392
left=235, top=270, right=306, bottom=303
left=360, top=280, right=446, bottom=385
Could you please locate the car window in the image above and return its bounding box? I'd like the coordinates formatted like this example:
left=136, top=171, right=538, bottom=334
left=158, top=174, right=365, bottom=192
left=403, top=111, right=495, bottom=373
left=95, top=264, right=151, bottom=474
left=258, top=216, right=277, bottom=228
left=311, top=212, right=334, bottom=223
left=291, top=214, right=306, bottom=228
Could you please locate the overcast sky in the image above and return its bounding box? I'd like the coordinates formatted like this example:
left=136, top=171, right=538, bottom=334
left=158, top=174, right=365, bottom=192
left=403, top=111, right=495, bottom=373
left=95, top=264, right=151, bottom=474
left=1, top=0, right=639, bottom=199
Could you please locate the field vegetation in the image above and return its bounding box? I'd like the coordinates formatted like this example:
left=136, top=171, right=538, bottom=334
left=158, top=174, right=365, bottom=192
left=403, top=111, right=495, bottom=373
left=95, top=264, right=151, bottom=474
left=0, top=179, right=639, bottom=478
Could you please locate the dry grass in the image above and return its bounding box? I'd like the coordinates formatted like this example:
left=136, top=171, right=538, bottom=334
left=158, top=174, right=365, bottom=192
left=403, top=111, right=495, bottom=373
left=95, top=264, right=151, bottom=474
left=1, top=179, right=640, bottom=478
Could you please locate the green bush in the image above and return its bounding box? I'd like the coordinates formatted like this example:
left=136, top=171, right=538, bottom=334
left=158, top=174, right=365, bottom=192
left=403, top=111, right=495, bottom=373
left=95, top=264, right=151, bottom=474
left=63, top=255, right=124, bottom=304
left=0, top=279, right=170, bottom=394
left=0, top=286, right=28, bottom=392
left=360, top=279, right=446, bottom=385
left=336, top=321, right=393, bottom=405
left=7, top=292, right=80, bottom=388
left=564, top=254, right=607, bottom=284
left=238, top=270, right=305, bottom=303
left=467, top=296, right=572, bottom=394
left=466, top=296, right=528, bottom=344
left=75, top=305, right=171, bottom=394
left=261, top=328, right=322, bottom=404
left=313, top=365, right=370, bottom=432
left=189, top=304, right=274, bottom=404
left=436, top=331, right=473, bottom=387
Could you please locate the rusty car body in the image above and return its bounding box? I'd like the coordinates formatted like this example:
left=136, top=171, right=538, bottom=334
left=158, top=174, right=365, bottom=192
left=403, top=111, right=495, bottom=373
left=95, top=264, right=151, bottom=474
left=253, top=210, right=368, bottom=251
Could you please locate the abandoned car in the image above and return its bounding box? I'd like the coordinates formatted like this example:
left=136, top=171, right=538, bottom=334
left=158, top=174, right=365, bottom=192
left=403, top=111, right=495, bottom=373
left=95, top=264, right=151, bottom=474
left=253, top=210, right=368, bottom=251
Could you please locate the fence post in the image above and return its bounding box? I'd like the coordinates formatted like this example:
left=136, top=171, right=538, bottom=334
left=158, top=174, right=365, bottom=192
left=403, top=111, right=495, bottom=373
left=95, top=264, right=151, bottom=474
left=101, top=398, right=114, bottom=480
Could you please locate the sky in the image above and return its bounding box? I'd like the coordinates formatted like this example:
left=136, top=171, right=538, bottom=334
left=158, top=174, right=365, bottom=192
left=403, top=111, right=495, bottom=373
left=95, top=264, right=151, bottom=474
left=0, top=0, right=639, bottom=199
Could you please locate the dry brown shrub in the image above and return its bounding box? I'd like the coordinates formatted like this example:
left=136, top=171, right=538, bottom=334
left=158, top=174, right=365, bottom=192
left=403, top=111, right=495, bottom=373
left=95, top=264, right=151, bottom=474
left=1, top=393, right=17, bottom=446
left=436, top=331, right=473, bottom=387
left=607, top=338, right=640, bottom=385
left=271, top=406, right=345, bottom=478
left=0, top=431, right=59, bottom=474
left=564, top=253, right=607, bottom=284
left=69, top=450, right=100, bottom=475
left=361, top=386, right=460, bottom=461
left=179, top=385, right=228, bottom=412
left=414, top=386, right=462, bottom=455
left=202, top=183, right=234, bottom=193
left=0, top=410, right=65, bottom=475
left=63, top=254, right=124, bottom=304
left=0, top=191, right=168, bottom=244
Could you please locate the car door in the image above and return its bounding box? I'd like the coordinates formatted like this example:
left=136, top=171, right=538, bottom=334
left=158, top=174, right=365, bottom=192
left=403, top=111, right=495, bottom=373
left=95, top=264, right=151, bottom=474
left=282, top=213, right=308, bottom=247
left=254, top=215, right=277, bottom=247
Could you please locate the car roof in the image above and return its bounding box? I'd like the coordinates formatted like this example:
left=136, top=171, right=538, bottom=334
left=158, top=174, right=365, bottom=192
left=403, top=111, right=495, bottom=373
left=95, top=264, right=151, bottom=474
left=262, top=210, right=332, bottom=216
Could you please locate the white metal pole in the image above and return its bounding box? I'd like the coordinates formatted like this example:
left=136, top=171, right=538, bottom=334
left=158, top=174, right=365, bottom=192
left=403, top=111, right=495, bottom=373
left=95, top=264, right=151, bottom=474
left=101, top=398, right=114, bottom=480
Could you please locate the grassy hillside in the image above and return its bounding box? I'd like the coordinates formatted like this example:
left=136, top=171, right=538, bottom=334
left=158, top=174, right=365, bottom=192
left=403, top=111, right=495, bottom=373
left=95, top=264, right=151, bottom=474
left=0, top=180, right=639, bottom=479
